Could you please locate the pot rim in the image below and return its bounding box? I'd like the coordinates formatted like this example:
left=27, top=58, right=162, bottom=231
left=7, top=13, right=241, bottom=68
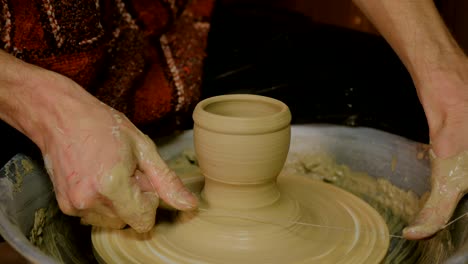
left=193, top=94, right=291, bottom=134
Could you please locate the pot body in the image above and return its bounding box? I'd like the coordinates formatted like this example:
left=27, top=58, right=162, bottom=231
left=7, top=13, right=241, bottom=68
left=192, top=94, right=292, bottom=209
left=193, top=126, right=290, bottom=185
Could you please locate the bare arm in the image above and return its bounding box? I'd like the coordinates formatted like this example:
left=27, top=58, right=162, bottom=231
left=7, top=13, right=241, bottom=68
left=353, top=0, right=468, bottom=156
left=0, top=49, right=197, bottom=232
left=353, top=0, right=468, bottom=240
left=352, top=0, right=463, bottom=72
left=354, top=0, right=468, bottom=133
left=0, top=50, right=98, bottom=150
left=0, top=50, right=55, bottom=149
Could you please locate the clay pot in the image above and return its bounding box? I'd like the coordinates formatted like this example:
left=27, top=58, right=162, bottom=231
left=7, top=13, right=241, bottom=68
left=91, top=95, right=390, bottom=263
left=192, top=94, right=292, bottom=209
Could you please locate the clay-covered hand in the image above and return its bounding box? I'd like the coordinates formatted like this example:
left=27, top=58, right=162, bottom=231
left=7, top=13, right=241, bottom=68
left=403, top=151, right=468, bottom=240
left=403, top=63, right=468, bottom=240
left=38, top=73, right=198, bottom=233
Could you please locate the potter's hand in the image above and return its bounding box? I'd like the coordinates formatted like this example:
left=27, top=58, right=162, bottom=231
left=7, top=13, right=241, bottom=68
left=403, top=151, right=468, bottom=240
left=402, top=62, right=468, bottom=240
left=41, top=74, right=198, bottom=233
left=0, top=50, right=197, bottom=233
left=351, top=0, right=468, bottom=240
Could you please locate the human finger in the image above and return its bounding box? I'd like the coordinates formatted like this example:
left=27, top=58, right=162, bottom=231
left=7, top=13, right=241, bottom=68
left=403, top=151, right=468, bottom=239
left=134, top=169, right=155, bottom=192
left=55, top=191, right=80, bottom=217
left=136, top=141, right=197, bottom=211
left=402, top=187, right=461, bottom=239
left=100, top=163, right=160, bottom=233
left=81, top=212, right=127, bottom=229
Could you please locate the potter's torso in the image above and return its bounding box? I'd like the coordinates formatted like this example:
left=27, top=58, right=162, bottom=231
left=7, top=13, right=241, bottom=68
left=0, top=0, right=213, bottom=126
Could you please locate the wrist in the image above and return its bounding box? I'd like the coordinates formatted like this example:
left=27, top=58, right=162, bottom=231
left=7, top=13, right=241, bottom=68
left=26, top=71, right=101, bottom=151
left=0, top=58, right=47, bottom=147
left=0, top=58, right=98, bottom=151
left=414, top=57, right=468, bottom=158
left=416, top=56, right=468, bottom=122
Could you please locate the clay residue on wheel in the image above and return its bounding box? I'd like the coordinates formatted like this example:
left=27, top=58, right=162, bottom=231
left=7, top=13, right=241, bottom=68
left=29, top=208, right=47, bottom=246
left=28, top=201, right=97, bottom=264
left=282, top=152, right=454, bottom=264
left=29, top=150, right=454, bottom=263
left=1, top=157, right=34, bottom=193
left=166, top=151, right=454, bottom=263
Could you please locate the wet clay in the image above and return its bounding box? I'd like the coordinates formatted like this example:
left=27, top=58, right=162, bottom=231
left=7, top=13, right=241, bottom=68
left=92, top=173, right=389, bottom=263
left=280, top=153, right=454, bottom=264
left=92, top=95, right=390, bottom=263
left=26, top=142, right=453, bottom=263
left=24, top=148, right=453, bottom=263
left=403, top=150, right=468, bottom=239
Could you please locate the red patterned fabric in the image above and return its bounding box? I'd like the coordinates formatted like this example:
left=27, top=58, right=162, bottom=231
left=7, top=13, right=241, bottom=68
left=0, top=0, right=214, bottom=128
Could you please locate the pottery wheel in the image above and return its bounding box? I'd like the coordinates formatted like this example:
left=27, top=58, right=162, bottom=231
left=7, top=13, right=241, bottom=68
left=91, top=172, right=389, bottom=264
left=92, top=95, right=389, bottom=263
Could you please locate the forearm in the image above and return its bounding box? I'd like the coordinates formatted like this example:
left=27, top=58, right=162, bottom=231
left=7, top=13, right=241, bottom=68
left=353, top=0, right=468, bottom=135
left=353, top=0, right=464, bottom=75
left=0, top=50, right=94, bottom=150
left=0, top=51, right=45, bottom=143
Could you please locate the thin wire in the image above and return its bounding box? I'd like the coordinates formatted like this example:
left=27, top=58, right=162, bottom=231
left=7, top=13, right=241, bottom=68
left=196, top=208, right=468, bottom=239
left=142, top=172, right=467, bottom=240
left=442, top=212, right=468, bottom=229
left=196, top=208, right=404, bottom=239
left=195, top=209, right=468, bottom=239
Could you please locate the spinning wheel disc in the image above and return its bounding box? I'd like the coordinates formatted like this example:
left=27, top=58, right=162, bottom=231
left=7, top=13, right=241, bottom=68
left=92, top=173, right=389, bottom=264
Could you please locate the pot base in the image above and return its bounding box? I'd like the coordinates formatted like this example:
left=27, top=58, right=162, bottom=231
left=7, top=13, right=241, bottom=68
left=91, top=172, right=389, bottom=264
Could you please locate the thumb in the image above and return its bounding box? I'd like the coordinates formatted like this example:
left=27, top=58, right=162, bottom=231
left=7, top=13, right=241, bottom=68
left=402, top=187, right=460, bottom=240
left=100, top=164, right=160, bottom=233
left=137, top=139, right=198, bottom=211
left=403, top=152, right=468, bottom=240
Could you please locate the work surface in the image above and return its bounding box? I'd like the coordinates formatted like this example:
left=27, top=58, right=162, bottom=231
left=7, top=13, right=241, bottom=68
left=1, top=125, right=467, bottom=263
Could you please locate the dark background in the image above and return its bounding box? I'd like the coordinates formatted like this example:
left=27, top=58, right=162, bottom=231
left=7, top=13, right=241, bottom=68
left=201, top=0, right=427, bottom=139
left=1, top=0, right=467, bottom=166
